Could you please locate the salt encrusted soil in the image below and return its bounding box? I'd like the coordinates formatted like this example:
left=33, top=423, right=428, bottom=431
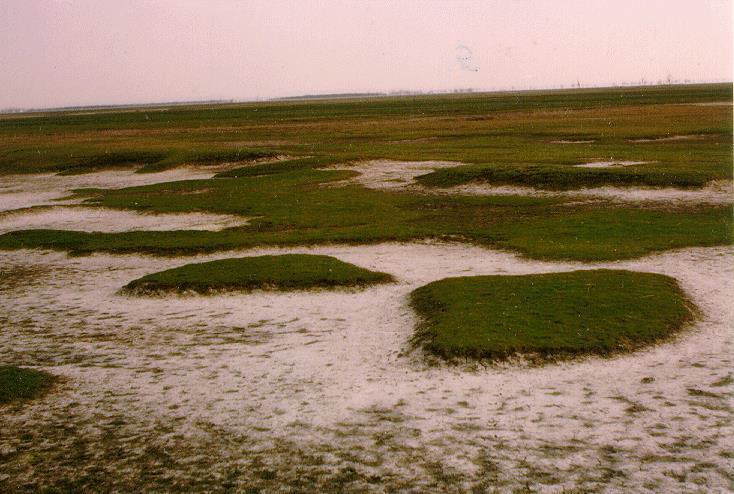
left=1, top=243, right=731, bottom=492
left=0, top=167, right=226, bottom=212
left=0, top=160, right=731, bottom=491
left=574, top=160, right=651, bottom=168
left=331, top=160, right=733, bottom=205
left=0, top=206, right=249, bottom=233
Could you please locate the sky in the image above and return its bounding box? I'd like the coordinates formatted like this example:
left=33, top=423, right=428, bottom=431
left=1, top=0, right=732, bottom=109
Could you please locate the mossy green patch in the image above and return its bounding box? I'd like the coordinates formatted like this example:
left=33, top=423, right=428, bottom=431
left=0, top=366, right=55, bottom=404
left=409, top=270, right=694, bottom=361
left=120, top=254, right=393, bottom=295
left=415, top=162, right=714, bottom=190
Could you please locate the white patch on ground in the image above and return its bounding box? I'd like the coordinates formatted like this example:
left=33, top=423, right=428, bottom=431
left=0, top=164, right=266, bottom=213
left=569, top=180, right=734, bottom=205
left=0, top=206, right=249, bottom=234
left=1, top=243, right=732, bottom=491
left=327, top=159, right=462, bottom=189
left=329, top=159, right=733, bottom=205
left=574, top=160, right=651, bottom=168
left=628, top=135, right=706, bottom=143
left=687, top=101, right=733, bottom=106
left=550, top=139, right=595, bottom=144
left=444, top=181, right=733, bottom=205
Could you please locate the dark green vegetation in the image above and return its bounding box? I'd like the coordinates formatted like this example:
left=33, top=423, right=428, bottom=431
left=1, top=200, right=729, bottom=261
left=409, top=270, right=694, bottom=361
left=121, top=254, right=393, bottom=295
left=0, top=366, right=55, bottom=404
left=0, top=84, right=731, bottom=261
left=416, top=161, right=715, bottom=190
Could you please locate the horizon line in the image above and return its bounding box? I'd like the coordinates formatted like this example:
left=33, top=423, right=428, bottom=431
left=2, top=79, right=732, bottom=115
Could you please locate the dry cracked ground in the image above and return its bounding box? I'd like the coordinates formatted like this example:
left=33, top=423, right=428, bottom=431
left=0, top=166, right=732, bottom=493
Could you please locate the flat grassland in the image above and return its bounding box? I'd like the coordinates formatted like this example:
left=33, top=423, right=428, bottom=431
left=0, top=84, right=731, bottom=261
left=1, top=84, right=732, bottom=492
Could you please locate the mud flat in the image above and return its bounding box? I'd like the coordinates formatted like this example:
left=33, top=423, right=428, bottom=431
left=1, top=242, right=732, bottom=491
left=0, top=167, right=242, bottom=213
left=327, top=159, right=462, bottom=189
left=574, top=160, right=651, bottom=168
left=0, top=206, right=249, bottom=234
left=332, top=159, right=734, bottom=205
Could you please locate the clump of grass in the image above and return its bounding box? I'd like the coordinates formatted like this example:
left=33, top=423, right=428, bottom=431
left=0, top=366, right=55, bottom=404
left=120, top=254, right=394, bottom=295
left=137, top=148, right=277, bottom=173
left=415, top=163, right=712, bottom=190
left=214, top=156, right=337, bottom=178
left=56, top=151, right=168, bottom=175
left=409, top=269, right=695, bottom=362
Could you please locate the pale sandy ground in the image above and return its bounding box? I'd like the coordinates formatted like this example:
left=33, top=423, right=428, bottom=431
left=574, top=161, right=651, bottom=168
left=0, top=163, right=732, bottom=491
left=0, top=244, right=732, bottom=492
left=0, top=167, right=255, bottom=233
left=0, top=206, right=249, bottom=234
left=627, top=135, right=706, bottom=143
left=331, top=160, right=734, bottom=205
left=550, top=140, right=595, bottom=144
left=0, top=167, right=223, bottom=212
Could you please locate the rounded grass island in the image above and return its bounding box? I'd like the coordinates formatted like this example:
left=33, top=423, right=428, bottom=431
left=120, top=254, right=394, bottom=295
left=0, top=366, right=55, bottom=405
left=409, top=269, right=695, bottom=362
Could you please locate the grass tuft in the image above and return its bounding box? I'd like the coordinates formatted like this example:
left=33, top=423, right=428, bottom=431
left=0, top=366, right=55, bottom=404
left=409, top=269, right=695, bottom=362
left=120, top=254, right=394, bottom=295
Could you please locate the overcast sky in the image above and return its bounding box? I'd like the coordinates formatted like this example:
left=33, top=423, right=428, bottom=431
left=1, top=0, right=731, bottom=109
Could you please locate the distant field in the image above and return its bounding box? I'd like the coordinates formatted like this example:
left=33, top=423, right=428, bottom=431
left=1, top=84, right=731, bottom=181
left=0, top=84, right=731, bottom=261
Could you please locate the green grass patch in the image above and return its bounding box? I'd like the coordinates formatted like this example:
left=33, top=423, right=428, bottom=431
left=415, top=162, right=714, bottom=190
left=1, top=84, right=730, bottom=181
left=0, top=84, right=730, bottom=261
left=0, top=366, right=55, bottom=404
left=120, top=254, right=394, bottom=295
left=0, top=187, right=728, bottom=261
left=56, top=151, right=168, bottom=175
left=213, top=155, right=337, bottom=178
left=409, top=270, right=695, bottom=361
left=136, top=148, right=277, bottom=173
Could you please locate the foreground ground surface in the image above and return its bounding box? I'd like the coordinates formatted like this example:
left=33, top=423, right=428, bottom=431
left=1, top=244, right=732, bottom=492
left=0, top=86, right=732, bottom=492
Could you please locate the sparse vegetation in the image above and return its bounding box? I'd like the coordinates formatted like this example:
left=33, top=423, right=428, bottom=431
left=409, top=270, right=695, bottom=361
left=120, top=254, right=393, bottom=295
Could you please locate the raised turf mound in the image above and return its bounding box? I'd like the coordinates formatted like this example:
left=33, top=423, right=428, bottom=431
left=0, top=366, right=56, bottom=405
left=409, top=269, right=695, bottom=362
left=121, top=254, right=394, bottom=295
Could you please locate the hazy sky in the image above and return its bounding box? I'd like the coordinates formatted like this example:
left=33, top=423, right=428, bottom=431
left=1, top=0, right=731, bottom=109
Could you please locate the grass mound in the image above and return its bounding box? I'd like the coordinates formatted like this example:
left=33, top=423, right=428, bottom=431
left=409, top=270, right=694, bottom=362
left=0, top=366, right=55, bottom=404
left=415, top=163, right=713, bottom=190
left=121, top=254, right=394, bottom=295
